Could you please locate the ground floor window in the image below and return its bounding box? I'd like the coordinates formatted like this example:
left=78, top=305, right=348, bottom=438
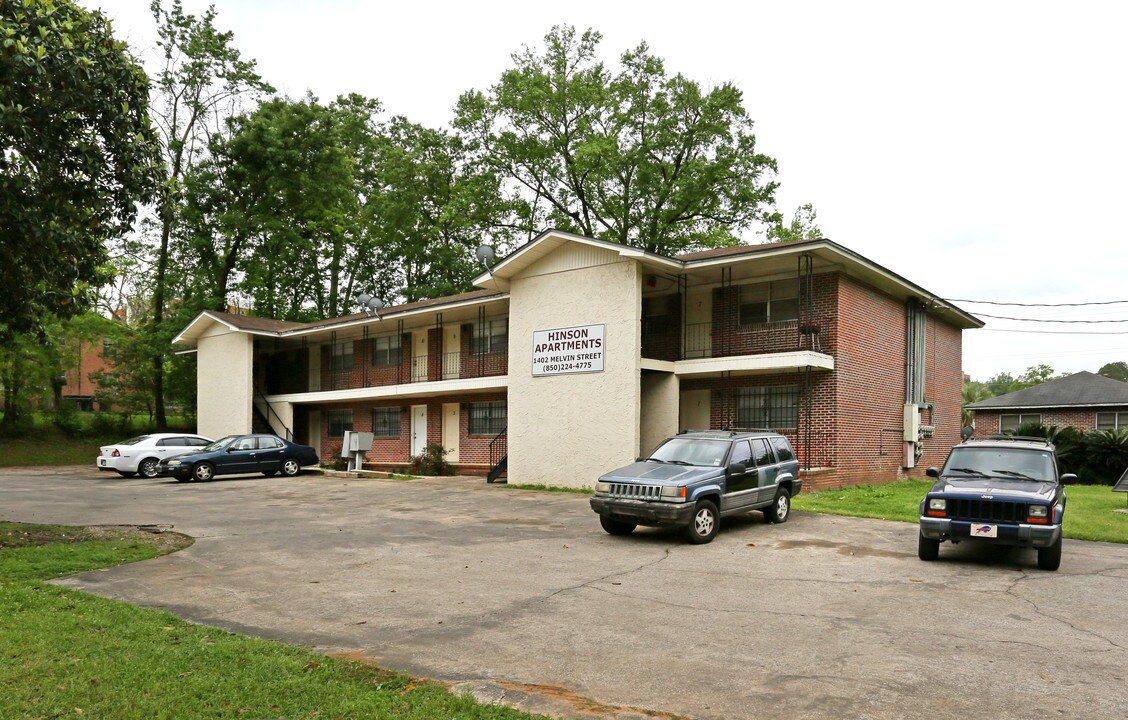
left=999, top=413, right=1041, bottom=433
left=372, top=407, right=401, bottom=437
left=327, top=409, right=353, bottom=438
left=469, top=401, right=506, bottom=435
left=1096, top=411, right=1128, bottom=431
left=735, top=385, right=798, bottom=429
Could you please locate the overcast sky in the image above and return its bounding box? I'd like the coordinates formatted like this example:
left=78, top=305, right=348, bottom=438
left=91, top=0, right=1128, bottom=381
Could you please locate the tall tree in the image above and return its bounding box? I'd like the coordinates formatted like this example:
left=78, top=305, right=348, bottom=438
left=767, top=203, right=822, bottom=243
left=455, top=25, right=778, bottom=256
left=1097, top=361, right=1128, bottom=382
left=147, top=0, right=271, bottom=429
left=0, top=0, right=159, bottom=344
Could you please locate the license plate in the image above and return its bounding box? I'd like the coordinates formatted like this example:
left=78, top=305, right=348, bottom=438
left=971, top=523, right=998, bottom=538
left=99, top=459, right=106, bottom=467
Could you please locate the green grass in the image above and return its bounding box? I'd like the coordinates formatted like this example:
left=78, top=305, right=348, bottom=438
left=501, top=483, right=593, bottom=494
left=0, top=521, right=543, bottom=720
left=793, top=480, right=1128, bottom=544
left=0, top=416, right=198, bottom=467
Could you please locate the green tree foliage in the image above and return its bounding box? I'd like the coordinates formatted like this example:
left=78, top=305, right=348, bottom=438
left=455, top=25, right=778, bottom=256
left=1014, top=364, right=1058, bottom=389
left=0, top=0, right=160, bottom=343
left=1097, top=361, right=1128, bottom=382
left=985, top=371, right=1016, bottom=396
left=767, top=203, right=822, bottom=243
left=961, top=379, right=993, bottom=426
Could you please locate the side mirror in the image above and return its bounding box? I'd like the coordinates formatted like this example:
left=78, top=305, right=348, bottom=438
left=926, top=467, right=940, bottom=478
left=1060, top=473, right=1077, bottom=484
left=727, top=462, right=746, bottom=475
left=227, top=447, right=240, bottom=453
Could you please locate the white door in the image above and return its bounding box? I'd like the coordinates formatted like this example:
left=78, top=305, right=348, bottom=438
left=442, top=403, right=460, bottom=462
left=411, top=405, right=427, bottom=456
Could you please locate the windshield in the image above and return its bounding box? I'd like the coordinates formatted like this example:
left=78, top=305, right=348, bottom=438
left=201, top=436, right=238, bottom=453
left=648, top=438, right=730, bottom=467
left=942, top=446, right=1054, bottom=481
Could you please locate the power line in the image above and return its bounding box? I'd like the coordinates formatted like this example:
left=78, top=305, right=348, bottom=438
left=980, top=328, right=1128, bottom=335
left=974, top=312, right=1128, bottom=324
left=948, top=298, right=1128, bottom=307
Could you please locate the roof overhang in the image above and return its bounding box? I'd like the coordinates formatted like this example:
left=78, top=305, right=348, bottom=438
left=172, top=311, right=287, bottom=347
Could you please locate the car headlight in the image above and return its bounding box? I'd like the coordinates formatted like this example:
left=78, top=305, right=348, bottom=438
left=928, top=498, right=947, bottom=512
left=661, top=485, right=687, bottom=501
left=594, top=481, right=610, bottom=494
left=167, top=460, right=181, bottom=466
left=1028, top=505, right=1048, bottom=518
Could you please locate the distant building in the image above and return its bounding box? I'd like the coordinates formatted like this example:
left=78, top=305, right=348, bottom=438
left=966, top=371, right=1128, bottom=434
left=60, top=339, right=113, bottom=411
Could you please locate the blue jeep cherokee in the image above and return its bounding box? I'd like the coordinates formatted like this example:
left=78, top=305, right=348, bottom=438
left=589, top=430, right=802, bottom=544
left=919, top=436, right=1075, bottom=571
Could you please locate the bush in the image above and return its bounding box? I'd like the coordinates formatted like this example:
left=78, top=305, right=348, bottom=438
left=406, top=442, right=454, bottom=476
left=1080, top=429, right=1128, bottom=485
left=52, top=406, right=88, bottom=439
left=322, top=442, right=348, bottom=471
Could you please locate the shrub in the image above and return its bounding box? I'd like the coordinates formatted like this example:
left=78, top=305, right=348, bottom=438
left=322, top=442, right=348, bottom=471
left=1079, top=429, right=1128, bottom=485
left=407, top=442, right=454, bottom=476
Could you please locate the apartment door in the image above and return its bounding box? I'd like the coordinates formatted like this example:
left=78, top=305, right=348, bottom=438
left=411, top=405, right=427, bottom=456
left=442, top=403, right=460, bottom=462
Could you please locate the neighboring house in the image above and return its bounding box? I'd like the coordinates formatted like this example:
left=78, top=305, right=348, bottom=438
left=59, top=339, right=113, bottom=411
left=172, top=230, right=982, bottom=490
left=966, top=371, right=1128, bottom=434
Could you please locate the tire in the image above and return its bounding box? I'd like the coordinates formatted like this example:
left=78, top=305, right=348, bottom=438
left=599, top=516, right=636, bottom=536
left=116, top=471, right=136, bottom=478
left=280, top=457, right=301, bottom=477
left=1037, top=536, right=1062, bottom=571
left=766, top=488, right=791, bottom=524
left=192, top=462, right=214, bottom=482
left=138, top=458, right=161, bottom=478
left=918, top=531, right=940, bottom=561
left=683, top=500, right=719, bottom=544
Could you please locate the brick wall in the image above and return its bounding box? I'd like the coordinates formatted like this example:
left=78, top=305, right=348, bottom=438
left=972, top=407, right=1125, bottom=434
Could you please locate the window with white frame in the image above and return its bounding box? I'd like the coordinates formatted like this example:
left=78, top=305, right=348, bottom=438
left=330, top=341, right=354, bottom=371
left=468, top=401, right=506, bottom=435
left=327, top=409, right=353, bottom=438
left=736, top=386, right=798, bottom=429
left=472, top=320, right=507, bottom=355
left=999, top=413, right=1042, bottom=433
left=1096, top=411, right=1128, bottom=431
left=739, top=279, right=800, bottom=325
left=371, top=334, right=401, bottom=367
left=371, top=407, right=401, bottom=437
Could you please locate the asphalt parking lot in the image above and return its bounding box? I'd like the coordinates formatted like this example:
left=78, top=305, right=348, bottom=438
left=2, top=466, right=1127, bottom=720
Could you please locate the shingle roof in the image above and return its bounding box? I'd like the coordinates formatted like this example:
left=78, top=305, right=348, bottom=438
left=967, top=371, right=1128, bottom=410
left=675, top=238, right=826, bottom=262
left=205, top=312, right=306, bottom=333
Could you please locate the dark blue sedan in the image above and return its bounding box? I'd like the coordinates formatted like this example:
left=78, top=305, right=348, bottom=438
left=159, top=434, right=319, bottom=482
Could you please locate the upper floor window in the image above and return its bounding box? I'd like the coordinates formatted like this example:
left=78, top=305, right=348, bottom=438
left=642, top=295, right=673, bottom=337
left=327, top=409, right=353, bottom=438
left=999, top=413, right=1042, bottom=433
left=330, top=341, right=354, bottom=372
left=740, top=279, right=799, bottom=325
left=372, top=334, right=402, bottom=367
left=736, top=385, right=798, bottom=429
left=1096, top=411, right=1128, bottom=431
left=472, top=320, right=507, bottom=355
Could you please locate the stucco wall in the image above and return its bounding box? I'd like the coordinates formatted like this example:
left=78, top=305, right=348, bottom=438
left=197, top=327, right=254, bottom=439
left=640, top=372, right=679, bottom=457
left=507, top=246, right=642, bottom=488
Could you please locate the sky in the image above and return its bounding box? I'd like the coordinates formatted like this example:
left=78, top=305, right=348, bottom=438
left=90, top=0, right=1128, bottom=381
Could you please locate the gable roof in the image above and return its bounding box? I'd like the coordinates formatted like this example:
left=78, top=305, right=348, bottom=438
left=967, top=371, right=1128, bottom=410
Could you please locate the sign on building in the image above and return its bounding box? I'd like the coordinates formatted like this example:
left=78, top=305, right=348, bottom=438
left=532, top=324, right=605, bottom=376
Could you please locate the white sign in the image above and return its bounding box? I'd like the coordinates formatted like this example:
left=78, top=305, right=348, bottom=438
left=531, top=324, right=605, bottom=376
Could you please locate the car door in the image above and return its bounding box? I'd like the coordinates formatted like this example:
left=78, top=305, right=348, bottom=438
left=722, top=440, right=757, bottom=511
left=257, top=436, right=286, bottom=473
left=221, top=435, right=260, bottom=475
left=154, top=437, right=184, bottom=462
left=751, top=439, right=780, bottom=504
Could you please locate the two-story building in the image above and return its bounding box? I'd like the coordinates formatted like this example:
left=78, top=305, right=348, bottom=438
left=173, top=230, right=982, bottom=489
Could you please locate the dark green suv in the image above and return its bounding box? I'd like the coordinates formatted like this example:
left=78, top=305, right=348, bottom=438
left=589, top=430, right=802, bottom=544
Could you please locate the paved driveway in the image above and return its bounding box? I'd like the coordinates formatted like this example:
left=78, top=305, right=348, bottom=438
left=2, top=466, right=1127, bottom=719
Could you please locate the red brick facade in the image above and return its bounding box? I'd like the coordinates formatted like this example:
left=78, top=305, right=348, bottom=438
left=972, top=408, right=1127, bottom=435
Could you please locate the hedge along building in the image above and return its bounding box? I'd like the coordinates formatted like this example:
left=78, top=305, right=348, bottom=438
left=172, top=230, right=982, bottom=489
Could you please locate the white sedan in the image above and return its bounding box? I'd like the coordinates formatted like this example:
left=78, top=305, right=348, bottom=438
left=96, top=433, right=212, bottom=478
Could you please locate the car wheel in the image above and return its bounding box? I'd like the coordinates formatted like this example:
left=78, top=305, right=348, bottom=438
left=766, top=488, right=791, bottom=523
left=1037, top=536, right=1062, bottom=571
left=193, top=462, right=214, bottom=482
left=138, top=458, right=160, bottom=478
left=281, top=458, right=301, bottom=477
left=918, top=531, right=940, bottom=561
left=683, top=500, right=719, bottom=544
left=599, top=516, right=636, bottom=536
left=116, top=471, right=136, bottom=478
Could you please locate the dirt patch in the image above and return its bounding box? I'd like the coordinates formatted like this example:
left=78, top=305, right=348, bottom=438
left=496, top=681, right=682, bottom=719
left=774, top=537, right=914, bottom=559
left=0, top=522, right=193, bottom=554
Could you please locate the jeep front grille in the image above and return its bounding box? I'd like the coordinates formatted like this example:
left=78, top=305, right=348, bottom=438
left=948, top=498, right=1027, bottom=523
left=606, top=483, right=662, bottom=500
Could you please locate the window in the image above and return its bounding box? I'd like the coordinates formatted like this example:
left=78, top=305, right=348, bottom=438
left=327, top=410, right=353, bottom=438
left=372, top=334, right=402, bottom=367
left=232, top=436, right=257, bottom=451
left=1096, top=412, right=1128, bottom=431
left=729, top=440, right=752, bottom=467
left=372, top=407, right=401, bottom=437
left=999, top=414, right=1042, bottom=433
left=770, top=437, right=795, bottom=463
left=751, top=438, right=774, bottom=467
left=736, top=386, right=798, bottom=429
left=739, top=279, right=799, bottom=325
left=472, top=320, right=507, bottom=355
left=157, top=437, right=185, bottom=447
left=330, top=341, right=354, bottom=371
left=468, top=401, right=506, bottom=435
left=259, top=436, right=283, bottom=449
left=642, top=295, right=671, bottom=337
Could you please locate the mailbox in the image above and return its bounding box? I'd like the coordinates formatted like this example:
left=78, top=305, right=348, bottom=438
left=341, top=431, right=375, bottom=471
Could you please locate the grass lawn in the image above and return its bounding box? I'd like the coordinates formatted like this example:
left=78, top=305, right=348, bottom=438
left=793, top=479, right=1128, bottom=544
left=0, top=432, right=110, bottom=467
left=0, top=522, right=541, bottom=720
